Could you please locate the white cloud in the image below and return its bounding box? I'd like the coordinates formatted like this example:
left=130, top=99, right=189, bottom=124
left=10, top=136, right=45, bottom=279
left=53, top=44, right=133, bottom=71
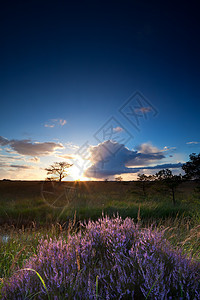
left=28, top=157, right=40, bottom=163
left=44, top=118, right=67, bottom=128
left=58, top=154, right=75, bottom=160
left=65, top=142, right=79, bottom=150
left=127, top=143, right=165, bottom=167
left=186, top=141, right=200, bottom=145
left=45, top=124, right=55, bottom=128
left=113, top=126, right=123, bottom=133
left=0, top=154, right=22, bottom=161
left=84, top=140, right=182, bottom=179
left=162, top=146, right=176, bottom=151
left=59, top=119, right=67, bottom=126
left=136, top=143, right=160, bottom=154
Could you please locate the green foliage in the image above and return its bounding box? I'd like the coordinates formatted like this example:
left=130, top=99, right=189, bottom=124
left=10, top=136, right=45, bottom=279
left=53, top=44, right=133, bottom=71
left=1, top=181, right=199, bottom=297
left=0, top=180, right=199, bottom=226
left=155, top=169, right=182, bottom=205
left=1, top=215, right=200, bottom=299
left=137, top=174, right=156, bottom=198
left=182, top=152, right=200, bottom=180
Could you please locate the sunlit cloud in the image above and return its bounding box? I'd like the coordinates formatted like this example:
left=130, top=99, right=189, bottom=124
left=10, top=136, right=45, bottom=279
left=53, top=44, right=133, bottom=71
left=59, top=119, right=67, bottom=126
left=44, top=119, right=67, bottom=128
left=65, top=142, right=79, bottom=150
left=162, top=146, right=176, bottom=151
left=0, top=162, right=33, bottom=169
left=45, top=124, right=55, bottom=128
left=28, top=157, right=40, bottom=163
left=0, top=136, right=64, bottom=157
left=0, top=162, right=9, bottom=168
left=113, top=126, right=123, bottom=133
left=0, top=154, right=22, bottom=161
left=136, top=143, right=162, bottom=154
left=84, top=140, right=182, bottom=179
left=9, top=164, right=34, bottom=169
left=186, top=141, right=200, bottom=145
left=58, top=154, right=75, bottom=160
left=135, top=106, right=151, bottom=114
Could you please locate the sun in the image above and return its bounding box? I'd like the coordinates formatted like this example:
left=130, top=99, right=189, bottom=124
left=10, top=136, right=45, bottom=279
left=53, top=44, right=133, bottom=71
left=68, top=155, right=92, bottom=181
left=69, top=165, right=90, bottom=181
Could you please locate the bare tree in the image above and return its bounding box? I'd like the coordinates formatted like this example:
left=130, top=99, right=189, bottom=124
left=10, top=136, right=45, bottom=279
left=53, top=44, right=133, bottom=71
left=45, top=162, right=73, bottom=182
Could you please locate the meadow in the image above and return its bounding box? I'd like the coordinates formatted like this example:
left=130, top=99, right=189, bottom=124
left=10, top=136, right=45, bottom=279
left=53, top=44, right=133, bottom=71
left=0, top=180, right=200, bottom=299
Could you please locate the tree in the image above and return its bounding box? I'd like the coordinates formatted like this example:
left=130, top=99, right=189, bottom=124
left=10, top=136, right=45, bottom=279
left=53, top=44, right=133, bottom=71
left=182, top=153, right=200, bottom=181
left=115, top=176, right=122, bottom=182
left=137, top=173, right=155, bottom=197
left=155, top=169, right=182, bottom=205
left=45, top=162, right=73, bottom=182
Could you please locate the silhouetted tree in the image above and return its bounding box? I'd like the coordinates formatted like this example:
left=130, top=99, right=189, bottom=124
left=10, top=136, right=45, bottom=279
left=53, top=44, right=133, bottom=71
left=115, top=176, right=123, bottom=182
left=45, top=162, right=73, bottom=182
left=137, top=173, right=155, bottom=197
left=155, top=169, right=182, bottom=205
left=182, top=153, right=200, bottom=181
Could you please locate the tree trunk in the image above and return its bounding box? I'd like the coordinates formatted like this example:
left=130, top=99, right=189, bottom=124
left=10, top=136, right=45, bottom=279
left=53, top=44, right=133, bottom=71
left=59, top=174, right=62, bottom=182
left=142, top=182, right=146, bottom=197
left=172, top=188, right=176, bottom=205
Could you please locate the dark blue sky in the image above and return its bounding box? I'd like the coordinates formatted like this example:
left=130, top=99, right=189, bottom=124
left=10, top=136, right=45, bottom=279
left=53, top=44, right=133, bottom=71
left=0, top=0, right=200, bottom=180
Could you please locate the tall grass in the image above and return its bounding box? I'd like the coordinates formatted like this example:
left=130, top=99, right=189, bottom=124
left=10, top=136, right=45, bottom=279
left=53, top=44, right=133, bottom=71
left=0, top=181, right=199, bottom=298
left=1, top=215, right=199, bottom=299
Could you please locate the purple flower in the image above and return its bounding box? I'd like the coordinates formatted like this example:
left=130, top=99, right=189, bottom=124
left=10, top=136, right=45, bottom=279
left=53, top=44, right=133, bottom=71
left=2, top=216, right=200, bottom=299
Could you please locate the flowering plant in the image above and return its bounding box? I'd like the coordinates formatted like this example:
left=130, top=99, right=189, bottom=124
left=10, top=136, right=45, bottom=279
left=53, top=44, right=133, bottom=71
left=2, top=216, right=200, bottom=299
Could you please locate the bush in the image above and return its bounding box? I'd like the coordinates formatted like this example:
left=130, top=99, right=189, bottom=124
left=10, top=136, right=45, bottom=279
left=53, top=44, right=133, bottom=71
left=2, top=216, right=200, bottom=299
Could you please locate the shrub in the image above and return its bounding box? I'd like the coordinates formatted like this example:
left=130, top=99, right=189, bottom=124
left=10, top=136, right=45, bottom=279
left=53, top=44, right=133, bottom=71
left=2, top=216, right=200, bottom=299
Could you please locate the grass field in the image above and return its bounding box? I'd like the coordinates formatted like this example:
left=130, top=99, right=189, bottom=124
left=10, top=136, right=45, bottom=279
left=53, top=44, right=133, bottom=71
left=0, top=180, right=199, bottom=298
left=0, top=180, right=199, bottom=226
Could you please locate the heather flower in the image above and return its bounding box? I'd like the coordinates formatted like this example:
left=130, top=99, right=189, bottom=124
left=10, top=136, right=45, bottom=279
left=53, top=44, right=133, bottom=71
left=2, top=216, right=200, bottom=299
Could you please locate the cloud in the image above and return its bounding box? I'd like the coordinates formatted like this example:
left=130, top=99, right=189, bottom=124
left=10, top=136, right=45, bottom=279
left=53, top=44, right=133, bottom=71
left=58, top=154, right=75, bottom=160
left=65, top=142, right=79, bottom=150
left=28, top=157, right=40, bottom=163
left=136, top=143, right=159, bottom=154
left=0, top=162, right=9, bottom=168
left=113, top=126, right=123, bottom=133
left=45, top=124, right=55, bottom=128
left=44, top=119, right=67, bottom=128
left=186, top=141, right=200, bottom=145
left=0, top=136, right=10, bottom=146
left=0, top=154, right=22, bottom=161
left=126, top=143, right=165, bottom=167
left=0, top=151, right=40, bottom=165
left=142, top=163, right=182, bottom=170
left=0, top=161, right=33, bottom=169
left=84, top=140, right=182, bottom=179
left=10, top=164, right=34, bottom=169
left=59, top=119, right=67, bottom=126
left=135, top=106, right=151, bottom=114
left=0, top=136, right=63, bottom=157
left=162, top=146, right=176, bottom=152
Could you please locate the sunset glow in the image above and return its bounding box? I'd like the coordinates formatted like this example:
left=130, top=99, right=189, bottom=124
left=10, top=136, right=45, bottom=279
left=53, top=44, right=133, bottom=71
left=0, top=1, right=199, bottom=181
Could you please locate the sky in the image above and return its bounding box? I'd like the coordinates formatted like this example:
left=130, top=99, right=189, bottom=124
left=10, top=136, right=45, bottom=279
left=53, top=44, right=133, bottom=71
left=0, top=0, right=200, bottom=181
